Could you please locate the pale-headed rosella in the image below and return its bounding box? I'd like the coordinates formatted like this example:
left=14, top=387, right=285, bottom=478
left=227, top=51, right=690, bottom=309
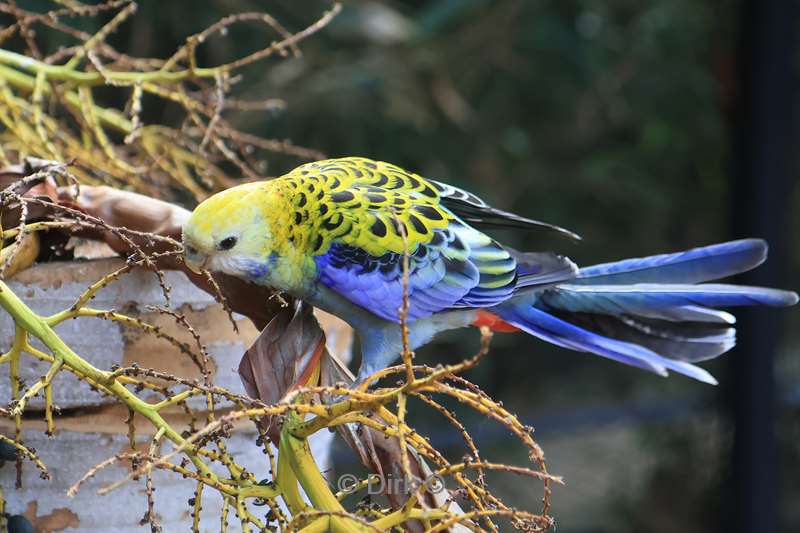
left=182, top=157, right=798, bottom=385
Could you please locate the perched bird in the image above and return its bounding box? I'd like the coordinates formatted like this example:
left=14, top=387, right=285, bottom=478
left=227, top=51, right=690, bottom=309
left=182, top=157, right=797, bottom=384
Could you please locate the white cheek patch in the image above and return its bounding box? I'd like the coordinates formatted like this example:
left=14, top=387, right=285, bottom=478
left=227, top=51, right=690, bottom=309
left=208, top=255, right=243, bottom=277
left=209, top=255, right=270, bottom=280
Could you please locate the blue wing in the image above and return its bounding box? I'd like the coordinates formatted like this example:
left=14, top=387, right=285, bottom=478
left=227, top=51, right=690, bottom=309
left=313, top=221, right=522, bottom=322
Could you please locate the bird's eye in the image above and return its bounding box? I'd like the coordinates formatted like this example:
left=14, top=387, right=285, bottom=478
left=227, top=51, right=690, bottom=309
left=185, top=245, right=198, bottom=256
left=218, top=236, right=237, bottom=251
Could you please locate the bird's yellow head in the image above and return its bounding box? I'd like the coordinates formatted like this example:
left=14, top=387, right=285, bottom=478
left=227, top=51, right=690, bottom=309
left=182, top=182, right=275, bottom=281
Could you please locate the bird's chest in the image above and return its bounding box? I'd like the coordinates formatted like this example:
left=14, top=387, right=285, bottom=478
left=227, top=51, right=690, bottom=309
left=251, top=252, right=317, bottom=296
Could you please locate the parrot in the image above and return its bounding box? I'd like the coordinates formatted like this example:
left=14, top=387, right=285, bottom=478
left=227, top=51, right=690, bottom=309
left=182, top=157, right=798, bottom=385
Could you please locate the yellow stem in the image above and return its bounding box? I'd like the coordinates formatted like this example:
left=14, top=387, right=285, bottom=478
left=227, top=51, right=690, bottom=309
left=0, top=48, right=222, bottom=85
left=277, top=433, right=308, bottom=515
left=370, top=507, right=450, bottom=530
left=282, top=431, right=342, bottom=513
left=296, top=516, right=331, bottom=533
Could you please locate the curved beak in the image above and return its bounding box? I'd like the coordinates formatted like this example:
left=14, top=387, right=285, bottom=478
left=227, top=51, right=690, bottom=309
left=183, top=248, right=208, bottom=274
left=184, top=258, right=206, bottom=274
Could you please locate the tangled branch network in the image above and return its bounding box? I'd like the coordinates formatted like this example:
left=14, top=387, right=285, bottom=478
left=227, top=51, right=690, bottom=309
left=0, top=2, right=557, bottom=532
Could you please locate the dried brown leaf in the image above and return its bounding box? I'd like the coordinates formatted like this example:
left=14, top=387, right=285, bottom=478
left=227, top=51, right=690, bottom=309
left=238, top=302, right=326, bottom=439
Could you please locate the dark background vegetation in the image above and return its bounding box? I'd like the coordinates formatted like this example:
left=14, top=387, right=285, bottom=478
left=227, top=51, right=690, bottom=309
left=18, top=1, right=800, bottom=532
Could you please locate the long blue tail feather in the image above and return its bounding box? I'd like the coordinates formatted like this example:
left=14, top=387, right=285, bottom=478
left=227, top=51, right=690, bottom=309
left=574, top=239, right=768, bottom=285
left=548, top=312, right=736, bottom=363
left=539, top=283, right=798, bottom=320
left=495, top=304, right=719, bottom=384
left=495, top=239, right=798, bottom=383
